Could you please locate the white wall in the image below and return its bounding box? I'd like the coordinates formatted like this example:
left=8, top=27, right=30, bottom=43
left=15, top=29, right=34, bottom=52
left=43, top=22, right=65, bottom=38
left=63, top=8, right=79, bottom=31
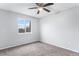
left=0, top=9, right=40, bottom=50
left=40, top=6, right=79, bottom=53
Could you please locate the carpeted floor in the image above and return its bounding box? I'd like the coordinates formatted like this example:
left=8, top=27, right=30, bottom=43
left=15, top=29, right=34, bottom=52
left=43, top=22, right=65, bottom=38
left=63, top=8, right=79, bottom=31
left=0, top=42, right=79, bottom=56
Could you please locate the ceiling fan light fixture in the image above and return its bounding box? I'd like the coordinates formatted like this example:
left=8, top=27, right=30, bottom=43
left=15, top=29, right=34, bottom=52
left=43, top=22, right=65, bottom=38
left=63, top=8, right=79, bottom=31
left=38, top=7, right=43, bottom=11
left=29, top=3, right=54, bottom=14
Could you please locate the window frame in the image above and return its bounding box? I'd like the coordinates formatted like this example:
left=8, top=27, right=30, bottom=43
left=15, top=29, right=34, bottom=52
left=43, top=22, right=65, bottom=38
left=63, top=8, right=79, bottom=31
left=17, top=17, right=32, bottom=34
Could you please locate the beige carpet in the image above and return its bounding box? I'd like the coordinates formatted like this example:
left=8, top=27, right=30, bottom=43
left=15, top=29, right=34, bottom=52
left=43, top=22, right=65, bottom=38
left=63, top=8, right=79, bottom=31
left=0, top=42, right=79, bottom=56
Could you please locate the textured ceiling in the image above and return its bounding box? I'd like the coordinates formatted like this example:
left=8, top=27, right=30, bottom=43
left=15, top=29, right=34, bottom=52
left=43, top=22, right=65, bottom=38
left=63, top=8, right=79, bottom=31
left=0, top=3, right=78, bottom=18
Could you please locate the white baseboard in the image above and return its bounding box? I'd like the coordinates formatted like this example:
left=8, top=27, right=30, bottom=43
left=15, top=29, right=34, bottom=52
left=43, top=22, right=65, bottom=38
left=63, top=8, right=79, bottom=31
left=41, top=40, right=79, bottom=53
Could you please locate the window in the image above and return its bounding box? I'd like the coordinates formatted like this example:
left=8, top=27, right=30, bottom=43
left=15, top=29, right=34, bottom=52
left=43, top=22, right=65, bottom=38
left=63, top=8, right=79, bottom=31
left=18, top=17, right=31, bottom=33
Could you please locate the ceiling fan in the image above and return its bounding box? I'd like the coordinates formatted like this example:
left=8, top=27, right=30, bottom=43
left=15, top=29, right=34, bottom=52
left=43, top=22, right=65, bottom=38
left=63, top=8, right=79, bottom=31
left=28, top=3, right=54, bottom=14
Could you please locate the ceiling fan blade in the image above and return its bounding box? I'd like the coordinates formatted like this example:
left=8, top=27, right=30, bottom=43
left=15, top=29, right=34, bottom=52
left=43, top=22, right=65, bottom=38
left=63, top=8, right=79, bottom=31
left=40, top=3, right=44, bottom=7
left=36, top=3, right=40, bottom=6
left=37, top=10, right=40, bottom=14
left=43, top=8, right=50, bottom=12
left=43, top=3, right=54, bottom=7
left=29, top=7, right=37, bottom=9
